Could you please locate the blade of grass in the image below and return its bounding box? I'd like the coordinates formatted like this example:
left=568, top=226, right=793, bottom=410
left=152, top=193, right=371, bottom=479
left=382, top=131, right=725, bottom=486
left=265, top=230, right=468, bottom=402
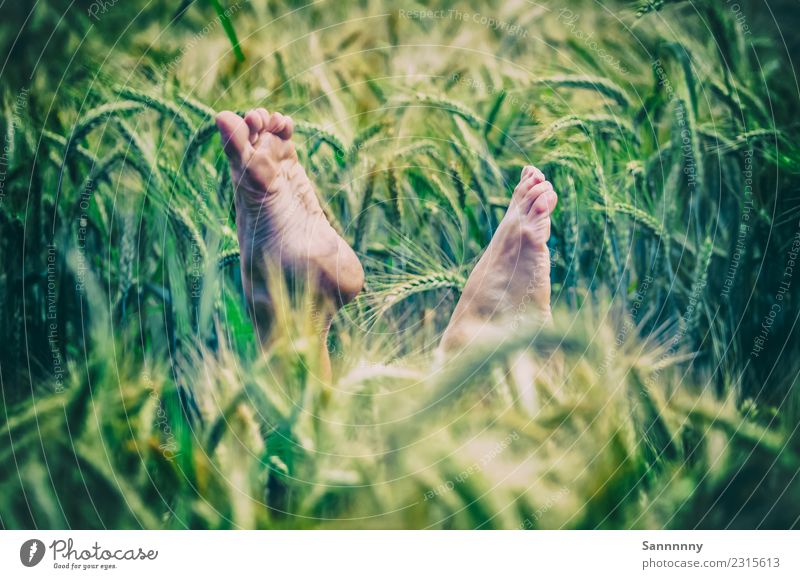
left=209, top=0, right=244, bottom=62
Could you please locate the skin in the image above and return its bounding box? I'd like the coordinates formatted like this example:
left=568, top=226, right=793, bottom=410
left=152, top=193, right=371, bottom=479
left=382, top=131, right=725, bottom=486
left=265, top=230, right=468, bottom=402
left=216, top=108, right=557, bottom=368
left=216, top=108, right=365, bottom=377
left=440, top=165, right=557, bottom=353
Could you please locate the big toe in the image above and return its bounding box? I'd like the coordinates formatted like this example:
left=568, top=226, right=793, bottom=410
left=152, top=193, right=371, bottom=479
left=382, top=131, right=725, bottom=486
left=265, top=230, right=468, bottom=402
left=216, top=111, right=251, bottom=161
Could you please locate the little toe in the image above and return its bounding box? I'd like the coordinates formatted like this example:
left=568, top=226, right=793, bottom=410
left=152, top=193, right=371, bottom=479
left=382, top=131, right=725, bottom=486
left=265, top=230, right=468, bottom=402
left=280, top=115, right=294, bottom=139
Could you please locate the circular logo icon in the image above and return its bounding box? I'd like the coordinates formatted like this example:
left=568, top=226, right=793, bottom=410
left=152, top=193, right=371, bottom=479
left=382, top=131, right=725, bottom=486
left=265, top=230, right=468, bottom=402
left=20, top=539, right=46, bottom=567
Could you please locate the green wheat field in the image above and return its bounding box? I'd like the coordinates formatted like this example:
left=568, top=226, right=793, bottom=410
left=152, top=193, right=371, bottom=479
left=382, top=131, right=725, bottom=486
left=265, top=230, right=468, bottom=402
left=1, top=0, right=799, bottom=529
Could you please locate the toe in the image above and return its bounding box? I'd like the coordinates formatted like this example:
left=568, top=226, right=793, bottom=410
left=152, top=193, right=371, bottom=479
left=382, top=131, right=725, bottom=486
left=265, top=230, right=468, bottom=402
left=512, top=168, right=547, bottom=210
left=216, top=111, right=251, bottom=161
left=521, top=165, right=545, bottom=184
left=530, top=190, right=558, bottom=216
left=244, top=110, right=264, bottom=143
left=281, top=115, right=294, bottom=139
left=257, top=108, right=271, bottom=130
left=267, top=112, right=293, bottom=140
left=519, top=180, right=553, bottom=213
left=266, top=112, right=282, bottom=133
left=512, top=174, right=537, bottom=203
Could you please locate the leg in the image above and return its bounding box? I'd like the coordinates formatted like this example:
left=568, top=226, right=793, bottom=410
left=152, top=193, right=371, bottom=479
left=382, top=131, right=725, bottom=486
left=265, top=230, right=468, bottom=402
left=216, top=109, right=364, bottom=371
left=440, top=165, right=557, bottom=353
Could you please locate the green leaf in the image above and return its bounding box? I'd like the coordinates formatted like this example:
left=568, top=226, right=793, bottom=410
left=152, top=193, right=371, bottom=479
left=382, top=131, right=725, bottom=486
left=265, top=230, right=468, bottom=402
left=209, top=0, right=245, bottom=62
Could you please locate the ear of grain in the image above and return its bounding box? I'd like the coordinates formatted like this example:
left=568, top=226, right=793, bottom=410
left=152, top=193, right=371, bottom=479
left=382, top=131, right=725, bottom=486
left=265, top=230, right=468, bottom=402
left=532, top=75, right=631, bottom=108
left=353, top=164, right=376, bottom=253
left=117, top=87, right=195, bottom=138
left=70, top=101, right=144, bottom=144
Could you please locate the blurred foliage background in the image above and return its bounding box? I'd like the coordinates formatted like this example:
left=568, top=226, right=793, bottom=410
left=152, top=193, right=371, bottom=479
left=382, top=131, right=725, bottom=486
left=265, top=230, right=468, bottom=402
left=1, top=0, right=799, bottom=529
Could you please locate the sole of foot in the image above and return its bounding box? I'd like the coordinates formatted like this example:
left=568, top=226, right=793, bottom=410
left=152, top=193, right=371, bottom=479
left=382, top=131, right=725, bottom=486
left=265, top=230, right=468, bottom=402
left=441, top=165, right=557, bottom=352
left=216, top=108, right=364, bottom=337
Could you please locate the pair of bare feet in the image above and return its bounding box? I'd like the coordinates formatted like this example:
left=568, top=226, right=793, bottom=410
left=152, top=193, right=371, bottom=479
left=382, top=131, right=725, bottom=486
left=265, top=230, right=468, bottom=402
left=215, top=109, right=558, bottom=360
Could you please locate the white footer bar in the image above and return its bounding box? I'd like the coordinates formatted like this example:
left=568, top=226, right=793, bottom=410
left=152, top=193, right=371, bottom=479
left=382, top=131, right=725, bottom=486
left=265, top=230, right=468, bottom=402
left=1, top=531, right=796, bottom=578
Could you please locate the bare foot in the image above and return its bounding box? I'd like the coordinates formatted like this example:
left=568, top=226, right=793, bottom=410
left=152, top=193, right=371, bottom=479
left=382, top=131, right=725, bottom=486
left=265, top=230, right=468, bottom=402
left=216, top=108, right=364, bottom=341
left=441, top=165, right=557, bottom=352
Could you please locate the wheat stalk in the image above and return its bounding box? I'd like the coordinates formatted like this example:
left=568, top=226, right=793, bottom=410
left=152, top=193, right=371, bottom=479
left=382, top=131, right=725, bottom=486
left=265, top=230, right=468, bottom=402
left=372, top=270, right=466, bottom=318
left=42, top=129, right=99, bottom=166
left=117, top=87, right=195, bottom=138
left=635, top=0, right=688, bottom=17
left=532, top=75, right=631, bottom=108
left=293, top=120, right=347, bottom=158
left=183, top=120, right=219, bottom=172
left=353, top=164, right=376, bottom=252
left=534, top=114, right=638, bottom=145
left=70, top=101, right=144, bottom=144
left=394, top=93, right=483, bottom=130
left=178, top=93, right=217, bottom=120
